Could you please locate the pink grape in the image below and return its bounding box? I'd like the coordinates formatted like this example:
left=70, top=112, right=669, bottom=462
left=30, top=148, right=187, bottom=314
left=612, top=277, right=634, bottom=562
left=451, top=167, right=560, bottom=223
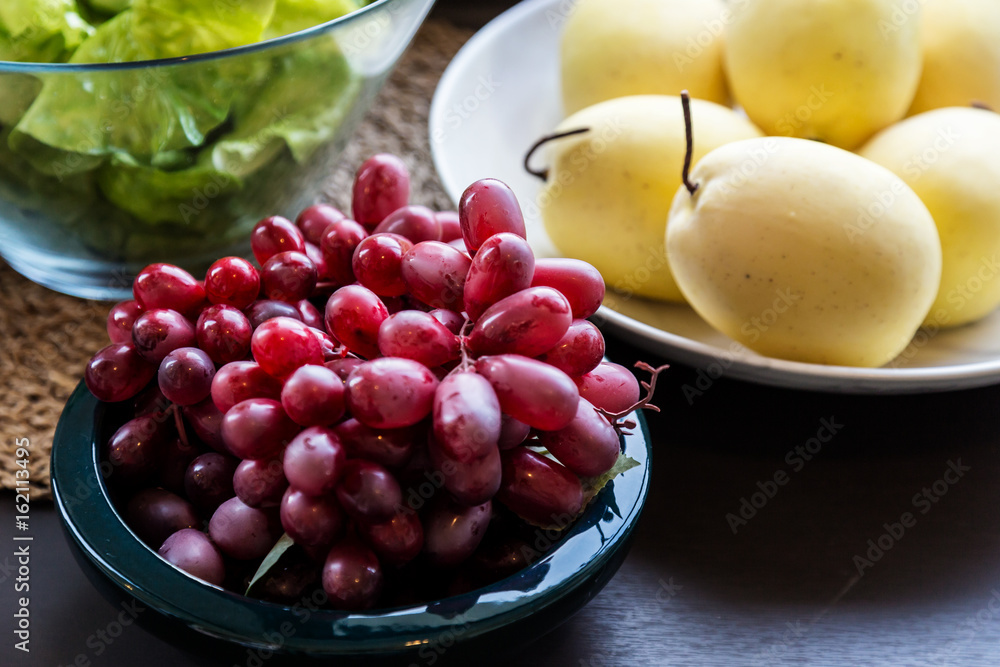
left=429, top=308, right=465, bottom=334
left=184, top=452, right=238, bottom=512
left=324, top=285, right=388, bottom=359
left=352, top=154, right=410, bottom=228
left=251, top=317, right=323, bottom=380
left=126, top=488, right=200, bottom=549
left=209, top=497, right=280, bottom=560
left=296, top=300, right=324, bottom=330
left=463, top=233, right=535, bottom=321
left=325, top=357, right=364, bottom=382
left=282, top=427, right=346, bottom=496
left=132, top=309, right=196, bottom=363
left=536, top=319, right=605, bottom=377
left=221, top=398, right=300, bottom=460
left=352, top=233, right=413, bottom=297
left=304, top=242, right=329, bottom=282
left=497, top=414, right=530, bottom=450
left=210, top=361, right=283, bottom=413
left=181, top=398, right=226, bottom=453
left=320, top=219, right=368, bottom=286
left=107, top=300, right=142, bottom=344
left=467, top=287, right=572, bottom=357
left=458, top=179, right=526, bottom=252
left=244, top=299, right=302, bottom=329
left=346, top=358, right=439, bottom=429
left=359, top=510, right=423, bottom=567
left=261, top=251, right=317, bottom=303
left=475, top=355, right=578, bottom=430
left=497, top=447, right=583, bottom=527
left=428, top=434, right=502, bottom=507
left=323, top=538, right=383, bottom=610
left=296, top=204, right=345, bottom=245
left=575, top=362, right=641, bottom=413
left=86, top=343, right=157, bottom=403
left=432, top=372, right=501, bottom=463
left=158, top=347, right=215, bottom=406
left=280, top=488, right=344, bottom=547
left=233, top=458, right=288, bottom=508
left=133, top=263, right=205, bottom=316
left=196, top=304, right=252, bottom=365
left=435, top=211, right=462, bottom=242
left=281, top=365, right=346, bottom=426
left=400, top=241, right=471, bottom=311
left=377, top=311, right=460, bottom=367
left=538, top=398, right=620, bottom=477
left=158, top=529, right=226, bottom=586
left=531, top=258, right=605, bottom=319
left=373, top=205, right=441, bottom=243
left=423, top=499, right=491, bottom=567
left=251, top=216, right=306, bottom=265
left=333, top=418, right=415, bottom=468
left=204, top=257, right=260, bottom=310
left=335, top=459, right=403, bottom=523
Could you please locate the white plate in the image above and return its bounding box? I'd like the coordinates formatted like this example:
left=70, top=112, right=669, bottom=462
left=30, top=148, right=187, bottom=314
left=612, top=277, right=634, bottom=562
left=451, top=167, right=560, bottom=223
left=428, top=0, right=1000, bottom=394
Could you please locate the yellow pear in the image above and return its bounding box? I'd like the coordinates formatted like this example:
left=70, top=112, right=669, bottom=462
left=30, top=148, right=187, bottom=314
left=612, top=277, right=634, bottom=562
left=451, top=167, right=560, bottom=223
left=724, top=0, right=923, bottom=150
left=860, top=107, right=1000, bottom=327
left=534, top=95, right=762, bottom=302
left=908, top=0, right=1000, bottom=114
left=667, top=137, right=941, bottom=367
left=560, top=0, right=730, bottom=115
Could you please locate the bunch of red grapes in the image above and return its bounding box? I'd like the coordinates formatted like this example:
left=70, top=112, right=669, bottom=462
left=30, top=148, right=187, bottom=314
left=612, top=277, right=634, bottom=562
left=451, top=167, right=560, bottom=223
left=84, top=154, right=662, bottom=610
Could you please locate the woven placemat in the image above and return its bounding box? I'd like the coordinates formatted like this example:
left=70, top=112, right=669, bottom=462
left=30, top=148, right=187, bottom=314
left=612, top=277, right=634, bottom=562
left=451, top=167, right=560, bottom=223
left=0, top=20, right=475, bottom=500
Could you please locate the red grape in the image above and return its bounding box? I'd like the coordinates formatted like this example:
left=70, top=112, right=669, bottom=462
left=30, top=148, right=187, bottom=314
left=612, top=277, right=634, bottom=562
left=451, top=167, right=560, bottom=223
left=107, top=300, right=142, bottom=344
left=126, top=488, right=200, bottom=549
left=244, top=299, right=302, bottom=329
left=133, top=263, right=205, bottom=316
left=458, top=179, right=526, bottom=252
left=159, top=528, right=226, bottom=586
left=233, top=457, right=288, bottom=508
left=463, top=232, right=535, bottom=321
left=251, top=317, right=323, bottom=380
left=320, top=219, right=368, bottom=286
left=377, top=311, right=460, bottom=367
left=333, top=418, right=415, bottom=468
left=132, top=309, right=196, bottom=363
left=433, top=372, right=501, bottom=463
left=352, top=154, right=410, bottom=228
left=181, top=398, right=226, bottom=453
left=373, top=205, right=441, bottom=243
left=280, top=488, right=344, bottom=547
left=435, top=211, right=462, bottom=243
left=400, top=241, right=472, bottom=311
left=575, top=362, right=641, bottom=414
left=539, top=398, right=620, bottom=477
left=359, top=510, right=423, bottom=567
left=261, top=251, right=317, bottom=303
left=196, top=304, right=252, bottom=365
left=296, top=300, right=324, bottom=330
left=323, top=538, right=382, bottom=610
left=531, top=258, right=605, bottom=319
left=296, top=204, right=345, bottom=245
left=346, top=358, right=439, bottom=429
left=428, top=434, right=502, bottom=507
left=423, top=499, right=491, bottom=567
left=497, top=448, right=583, bottom=527
left=184, top=452, right=238, bottom=512
left=429, top=308, right=465, bottom=334
left=467, top=287, right=573, bottom=357
left=335, top=460, right=403, bottom=523
left=158, top=347, right=215, bottom=406
left=85, top=342, right=157, bottom=403
left=497, top=414, right=530, bottom=450
left=221, top=398, right=300, bottom=460
left=251, top=216, right=306, bottom=265
left=352, top=233, right=413, bottom=297
left=475, top=355, right=578, bottom=430
left=158, top=436, right=201, bottom=494
left=281, top=365, right=346, bottom=427
left=210, top=361, right=283, bottom=413
left=282, top=427, right=346, bottom=496
left=324, top=285, right=388, bottom=359
left=325, top=357, right=364, bottom=382
left=536, top=319, right=605, bottom=377
left=209, top=497, right=280, bottom=560
left=106, top=415, right=171, bottom=486
left=204, top=257, right=260, bottom=310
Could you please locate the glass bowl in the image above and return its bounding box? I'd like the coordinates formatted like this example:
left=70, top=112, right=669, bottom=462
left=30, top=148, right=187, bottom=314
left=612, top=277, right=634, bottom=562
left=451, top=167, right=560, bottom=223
left=50, top=381, right=651, bottom=661
left=0, top=0, right=434, bottom=300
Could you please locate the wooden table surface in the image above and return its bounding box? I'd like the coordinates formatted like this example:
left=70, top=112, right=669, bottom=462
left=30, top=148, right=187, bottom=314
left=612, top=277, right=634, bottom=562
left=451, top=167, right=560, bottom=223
left=4, top=3, right=1000, bottom=666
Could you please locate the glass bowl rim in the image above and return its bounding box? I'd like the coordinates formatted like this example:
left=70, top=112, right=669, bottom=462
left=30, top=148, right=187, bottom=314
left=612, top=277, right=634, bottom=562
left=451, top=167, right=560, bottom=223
left=0, top=0, right=408, bottom=73
left=51, top=380, right=652, bottom=655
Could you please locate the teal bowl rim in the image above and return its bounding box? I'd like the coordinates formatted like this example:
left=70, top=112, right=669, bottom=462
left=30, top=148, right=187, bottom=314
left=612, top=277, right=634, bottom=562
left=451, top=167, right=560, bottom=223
left=51, top=380, right=652, bottom=656
left=0, top=0, right=425, bottom=73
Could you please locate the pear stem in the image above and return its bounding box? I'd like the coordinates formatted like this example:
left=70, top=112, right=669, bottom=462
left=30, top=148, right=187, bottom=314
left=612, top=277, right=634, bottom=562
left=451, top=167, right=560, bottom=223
left=681, top=91, right=699, bottom=197
left=972, top=100, right=996, bottom=112
left=523, top=127, right=591, bottom=181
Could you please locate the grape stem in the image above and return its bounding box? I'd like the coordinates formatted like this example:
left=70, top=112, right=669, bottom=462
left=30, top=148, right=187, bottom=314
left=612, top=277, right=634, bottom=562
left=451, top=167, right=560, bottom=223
left=451, top=314, right=476, bottom=375
left=523, top=128, right=591, bottom=181
left=596, top=362, right=671, bottom=438
left=681, top=91, right=700, bottom=197
left=171, top=404, right=190, bottom=448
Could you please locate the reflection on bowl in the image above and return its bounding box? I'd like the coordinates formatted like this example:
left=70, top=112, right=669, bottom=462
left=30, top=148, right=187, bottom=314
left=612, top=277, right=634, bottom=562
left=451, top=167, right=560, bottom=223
left=0, top=0, right=434, bottom=300
left=51, top=381, right=651, bottom=660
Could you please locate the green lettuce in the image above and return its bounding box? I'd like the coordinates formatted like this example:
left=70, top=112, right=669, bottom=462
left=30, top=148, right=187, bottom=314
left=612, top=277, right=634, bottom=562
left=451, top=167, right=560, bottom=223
left=0, top=0, right=94, bottom=63
left=263, top=0, right=364, bottom=40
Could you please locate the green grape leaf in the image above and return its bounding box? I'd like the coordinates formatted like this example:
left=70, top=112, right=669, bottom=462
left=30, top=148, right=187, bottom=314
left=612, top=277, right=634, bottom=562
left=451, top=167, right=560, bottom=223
left=245, top=532, right=296, bottom=595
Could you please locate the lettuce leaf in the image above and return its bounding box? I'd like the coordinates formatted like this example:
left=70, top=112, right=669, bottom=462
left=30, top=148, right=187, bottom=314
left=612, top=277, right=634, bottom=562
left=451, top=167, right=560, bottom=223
left=0, top=0, right=94, bottom=63
left=263, top=0, right=364, bottom=40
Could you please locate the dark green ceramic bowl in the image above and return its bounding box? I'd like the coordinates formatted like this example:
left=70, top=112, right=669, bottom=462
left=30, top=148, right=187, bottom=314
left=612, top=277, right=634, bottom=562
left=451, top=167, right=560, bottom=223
left=51, top=381, right=650, bottom=662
